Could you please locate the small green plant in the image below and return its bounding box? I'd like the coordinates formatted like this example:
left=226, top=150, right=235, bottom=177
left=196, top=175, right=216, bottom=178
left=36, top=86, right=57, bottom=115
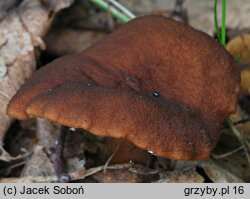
left=214, top=0, right=227, bottom=46
left=89, top=0, right=135, bottom=22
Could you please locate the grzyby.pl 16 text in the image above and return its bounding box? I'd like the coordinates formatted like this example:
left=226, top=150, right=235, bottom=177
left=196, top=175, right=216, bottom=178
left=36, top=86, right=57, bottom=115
left=184, top=185, right=244, bottom=197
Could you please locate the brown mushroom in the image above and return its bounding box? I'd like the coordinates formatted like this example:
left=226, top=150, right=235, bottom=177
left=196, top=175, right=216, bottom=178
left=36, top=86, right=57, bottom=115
left=7, top=16, right=240, bottom=172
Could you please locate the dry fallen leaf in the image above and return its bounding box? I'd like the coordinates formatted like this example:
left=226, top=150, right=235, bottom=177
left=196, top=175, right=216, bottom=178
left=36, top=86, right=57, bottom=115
left=21, top=145, right=55, bottom=177
left=87, top=169, right=158, bottom=183
left=226, top=34, right=250, bottom=63
left=0, top=0, right=74, bottom=161
left=200, top=160, right=244, bottom=183
left=226, top=34, right=250, bottom=96
left=157, top=170, right=204, bottom=183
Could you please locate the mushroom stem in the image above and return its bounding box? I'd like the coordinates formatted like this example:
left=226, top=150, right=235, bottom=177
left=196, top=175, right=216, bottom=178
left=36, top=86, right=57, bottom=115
left=49, top=126, right=70, bottom=183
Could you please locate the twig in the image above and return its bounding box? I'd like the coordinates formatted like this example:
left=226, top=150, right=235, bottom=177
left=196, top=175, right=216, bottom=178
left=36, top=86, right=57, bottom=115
left=103, top=143, right=121, bottom=173
left=233, top=118, right=250, bottom=126
left=226, top=117, right=243, bottom=142
left=212, top=146, right=244, bottom=159
left=245, top=139, right=250, bottom=149
left=0, top=146, right=32, bottom=162
left=0, top=160, right=27, bottom=176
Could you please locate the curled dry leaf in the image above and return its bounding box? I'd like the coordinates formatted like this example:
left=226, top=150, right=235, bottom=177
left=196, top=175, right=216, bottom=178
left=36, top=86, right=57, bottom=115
left=0, top=0, right=74, bottom=161
left=226, top=34, right=250, bottom=64
left=226, top=34, right=250, bottom=95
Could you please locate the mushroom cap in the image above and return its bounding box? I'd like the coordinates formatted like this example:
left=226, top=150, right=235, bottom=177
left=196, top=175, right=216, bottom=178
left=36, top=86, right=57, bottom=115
left=7, top=16, right=240, bottom=160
